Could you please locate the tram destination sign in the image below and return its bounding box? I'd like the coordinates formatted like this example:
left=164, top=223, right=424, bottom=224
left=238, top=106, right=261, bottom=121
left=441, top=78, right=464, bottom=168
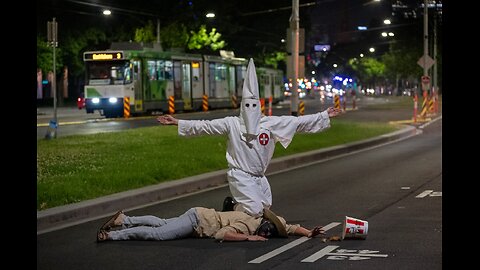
left=83, top=51, right=124, bottom=61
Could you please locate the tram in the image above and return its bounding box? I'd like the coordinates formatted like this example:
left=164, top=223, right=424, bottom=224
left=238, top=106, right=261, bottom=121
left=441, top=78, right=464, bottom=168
left=83, top=45, right=285, bottom=118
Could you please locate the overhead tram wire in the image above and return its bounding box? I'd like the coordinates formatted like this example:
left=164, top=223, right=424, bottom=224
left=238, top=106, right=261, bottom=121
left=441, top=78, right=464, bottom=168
left=239, top=1, right=318, bottom=16
left=65, top=0, right=162, bottom=19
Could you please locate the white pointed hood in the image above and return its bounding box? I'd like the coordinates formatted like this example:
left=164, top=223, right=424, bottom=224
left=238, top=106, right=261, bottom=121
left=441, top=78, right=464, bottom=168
left=240, top=58, right=261, bottom=141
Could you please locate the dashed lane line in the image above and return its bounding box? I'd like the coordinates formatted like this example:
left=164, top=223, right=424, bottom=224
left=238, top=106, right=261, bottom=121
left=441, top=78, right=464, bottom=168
left=248, top=222, right=341, bottom=264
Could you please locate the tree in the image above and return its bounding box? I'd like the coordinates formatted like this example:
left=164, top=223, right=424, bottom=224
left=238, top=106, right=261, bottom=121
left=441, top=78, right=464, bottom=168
left=160, top=22, right=189, bottom=50
left=37, top=36, right=63, bottom=76
left=381, top=40, right=424, bottom=95
left=187, top=25, right=226, bottom=53
left=262, top=51, right=287, bottom=70
left=348, top=57, right=385, bottom=89
left=134, top=20, right=157, bottom=43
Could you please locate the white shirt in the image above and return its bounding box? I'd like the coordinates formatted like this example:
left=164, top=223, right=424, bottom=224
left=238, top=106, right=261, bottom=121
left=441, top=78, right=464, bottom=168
left=178, top=110, right=331, bottom=176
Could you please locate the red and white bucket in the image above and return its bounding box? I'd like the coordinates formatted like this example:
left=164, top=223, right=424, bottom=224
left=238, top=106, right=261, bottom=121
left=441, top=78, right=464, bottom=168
left=341, top=216, right=368, bottom=240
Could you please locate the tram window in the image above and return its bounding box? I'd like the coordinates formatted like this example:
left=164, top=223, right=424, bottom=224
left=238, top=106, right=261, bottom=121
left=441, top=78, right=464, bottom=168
left=215, top=64, right=226, bottom=81
left=111, top=66, right=126, bottom=85
left=147, top=60, right=157, bottom=81
left=124, top=64, right=132, bottom=83
left=276, top=75, right=282, bottom=85
left=164, top=61, right=173, bottom=80
left=133, top=61, right=140, bottom=80
left=87, top=63, right=111, bottom=85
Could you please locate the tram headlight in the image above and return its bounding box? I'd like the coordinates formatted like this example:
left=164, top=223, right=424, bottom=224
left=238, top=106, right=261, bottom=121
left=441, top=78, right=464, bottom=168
left=108, top=97, right=118, bottom=103
left=92, top=98, right=100, bottom=104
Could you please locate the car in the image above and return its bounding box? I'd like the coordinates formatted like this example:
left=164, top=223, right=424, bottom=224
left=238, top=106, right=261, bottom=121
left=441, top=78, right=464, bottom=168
left=77, top=96, right=85, bottom=109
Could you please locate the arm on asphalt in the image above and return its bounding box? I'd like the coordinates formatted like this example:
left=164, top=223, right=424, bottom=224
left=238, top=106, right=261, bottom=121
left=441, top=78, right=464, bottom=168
left=293, top=225, right=326, bottom=238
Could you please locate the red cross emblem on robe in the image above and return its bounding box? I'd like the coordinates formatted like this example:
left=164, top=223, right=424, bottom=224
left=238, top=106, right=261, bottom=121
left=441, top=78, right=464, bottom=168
left=258, top=133, right=269, bottom=145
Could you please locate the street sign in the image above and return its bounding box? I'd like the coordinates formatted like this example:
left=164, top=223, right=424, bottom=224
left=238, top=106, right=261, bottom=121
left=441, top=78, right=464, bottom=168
left=417, top=55, right=435, bottom=70
left=421, top=75, right=430, bottom=85
left=421, top=75, right=431, bottom=92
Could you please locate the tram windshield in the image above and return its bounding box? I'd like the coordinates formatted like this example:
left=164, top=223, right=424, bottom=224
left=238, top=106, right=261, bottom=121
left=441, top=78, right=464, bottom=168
left=86, top=60, right=132, bottom=85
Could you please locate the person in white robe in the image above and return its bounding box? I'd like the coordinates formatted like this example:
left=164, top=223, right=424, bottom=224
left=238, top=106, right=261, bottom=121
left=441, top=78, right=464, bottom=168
left=158, top=58, right=341, bottom=217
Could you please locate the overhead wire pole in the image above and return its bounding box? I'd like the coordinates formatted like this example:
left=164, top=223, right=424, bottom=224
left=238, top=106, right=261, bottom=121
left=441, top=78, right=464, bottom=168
left=433, top=5, right=437, bottom=95
left=290, top=0, right=299, bottom=116
left=422, top=0, right=429, bottom=97
left=45, top=18, right=58, bottom=139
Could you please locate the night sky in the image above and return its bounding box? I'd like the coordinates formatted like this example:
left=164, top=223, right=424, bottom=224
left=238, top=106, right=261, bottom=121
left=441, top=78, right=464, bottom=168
left=36, top=1, right=434, bottom=68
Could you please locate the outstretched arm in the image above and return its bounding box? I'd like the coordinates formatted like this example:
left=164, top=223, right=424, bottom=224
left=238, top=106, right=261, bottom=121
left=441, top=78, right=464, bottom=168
left=157, top=115, right=179, bottom=125
left=293, top=225, right=326, bottom=238
left=326, top=107, right=342, bottom=118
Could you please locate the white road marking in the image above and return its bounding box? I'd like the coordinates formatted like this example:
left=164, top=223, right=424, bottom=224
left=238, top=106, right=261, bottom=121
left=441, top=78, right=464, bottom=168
left=415, top=190, right=433, bottom=198
left=302, top=246, right=388, bottom=262
left=248, top=222, right=341, bottom=264
left=301, top=245, right=339, bottom=262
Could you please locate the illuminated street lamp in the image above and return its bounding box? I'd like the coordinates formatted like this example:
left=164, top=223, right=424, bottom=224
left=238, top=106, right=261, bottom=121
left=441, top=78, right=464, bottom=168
left=102, top=9, right=111, bottom=16
left=206, top=12, right=215, bottom=18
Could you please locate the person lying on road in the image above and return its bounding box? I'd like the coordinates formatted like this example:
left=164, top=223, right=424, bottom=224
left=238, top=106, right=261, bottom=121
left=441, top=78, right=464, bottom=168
left=97, top=207, right=325, bottom=242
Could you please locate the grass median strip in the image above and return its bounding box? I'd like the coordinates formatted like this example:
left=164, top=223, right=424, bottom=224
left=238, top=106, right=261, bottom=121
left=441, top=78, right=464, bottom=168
left=37, top=119, right=398, bottom=211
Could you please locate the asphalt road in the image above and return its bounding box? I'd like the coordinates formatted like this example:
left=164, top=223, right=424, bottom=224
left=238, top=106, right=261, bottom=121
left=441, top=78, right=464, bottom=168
left=36, top=96, right=417, bottom=139
left=37, top=115, right=442, bottom=269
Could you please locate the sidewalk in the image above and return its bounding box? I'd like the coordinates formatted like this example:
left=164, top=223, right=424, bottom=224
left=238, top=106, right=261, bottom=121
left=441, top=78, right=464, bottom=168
left=37, top=106, right=104, bottom=124
left=37, top=121, right=426, bottom=235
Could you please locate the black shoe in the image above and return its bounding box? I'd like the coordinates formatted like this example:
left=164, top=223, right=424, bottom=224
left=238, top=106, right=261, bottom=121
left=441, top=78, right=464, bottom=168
left=222, top=196, right=236, bottom=211
left=97, top=230, right=109, bottom=243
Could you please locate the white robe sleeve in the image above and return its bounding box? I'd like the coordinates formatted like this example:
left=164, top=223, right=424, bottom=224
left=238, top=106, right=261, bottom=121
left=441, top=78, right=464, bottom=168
left=178, top=117, right=231, bottom=136
left=268, top=110, right=331, bottom=149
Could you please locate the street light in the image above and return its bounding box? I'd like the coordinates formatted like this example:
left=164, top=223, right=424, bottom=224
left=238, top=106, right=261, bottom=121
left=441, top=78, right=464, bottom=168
left=100, top=8, right=162, bottom=50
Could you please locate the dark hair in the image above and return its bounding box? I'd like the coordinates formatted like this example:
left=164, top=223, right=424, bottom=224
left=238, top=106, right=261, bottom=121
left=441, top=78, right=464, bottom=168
left=255, top=219, right=279, bottom=238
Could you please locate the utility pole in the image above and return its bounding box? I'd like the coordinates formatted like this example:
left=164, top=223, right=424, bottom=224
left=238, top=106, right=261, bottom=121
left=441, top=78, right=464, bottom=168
left=417, top=0, right=434, bottom=98
left=45, top=18, right=58, bottom=139
left=156, top=19, right=163, bottom=51
left=433, top=6, right=438, bottom=95
left=422, top=0, right=428, bottom=98
left=290, top=0, right=299, bottom=116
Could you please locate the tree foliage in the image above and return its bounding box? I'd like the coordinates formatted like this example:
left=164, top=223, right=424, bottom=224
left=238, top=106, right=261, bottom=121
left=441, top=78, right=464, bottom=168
left=134, top=20, right=157, bottom=43
left=187, top=25, right=226, bottom=52
left=348, top=57, right=385, bottom=87
left=263, top=51, right=287, bottom=69
left=37, top=36, right=63, bottom=75
left=62, top=28, right=108, bottom=77
left=160, top=22, right=189, bottom=50
left=382, top=42, right=423, bottom=82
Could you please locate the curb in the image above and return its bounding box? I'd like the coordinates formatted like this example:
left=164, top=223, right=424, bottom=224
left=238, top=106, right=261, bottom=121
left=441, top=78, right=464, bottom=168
left=37, top=124, right=420, bottom=235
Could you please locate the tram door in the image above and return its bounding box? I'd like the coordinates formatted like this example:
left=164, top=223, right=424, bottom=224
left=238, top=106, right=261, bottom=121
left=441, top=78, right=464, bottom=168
left=191, top=61, right=203, bottom=104
left=228, top=66, right=235, bottom=98
left=182, top=62, right=192, bottom=110
left=132, top=60, right=144, bottom=112
left=173, top=61, right=182, bottom=100
left=208, top=62, right=216, bottom=98
left=236, top=65, right=246, bottom=98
